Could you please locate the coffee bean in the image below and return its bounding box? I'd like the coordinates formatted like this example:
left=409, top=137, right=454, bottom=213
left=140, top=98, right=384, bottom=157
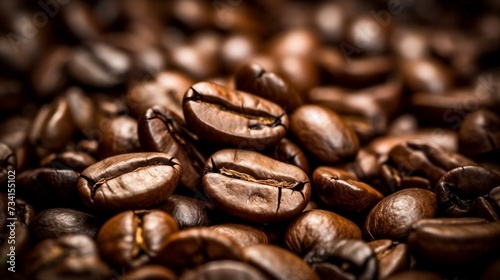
left=179, top=260, right=268, bottom=280
left=120, top=265, right=176, bottom=280
left=78, top=153, right=182, bottom=213
left=202, top=149, right=310, bottom=223
left=435, top=166, right=500, bottom=217
left=29, top=208, right=101, bottom=241
left=157, top=195, right=211, bottom=229
left=459, top=109, right=500, bottom=156
left=98, top=115, right=141, bottom=159
left=31, top=46, right=71, bottom=98
left=266, top=138, right=310, bottom=175
left=155, top=227, right=243, bottom=273
left=0, top=142, right=16, bottom=184
left=98, top=210, right=178, bottom=268
left=243, top=244, right=320, bottom=280
left=364, top=188, right=437, bottom=241
left=368, top=239, right=409, bottom=279
left=139, top=106, right=205, bottom=190
left=291, top=105, right=360, bottom=164
left=183, top=82, right=288, bottom=149
left=40, top=151, right=96, bottom=173
left=24, top=234, right=110, bottom=280
left=285, top=209, right=362, bottom=258
left=400, top=58, right=454, bottom=93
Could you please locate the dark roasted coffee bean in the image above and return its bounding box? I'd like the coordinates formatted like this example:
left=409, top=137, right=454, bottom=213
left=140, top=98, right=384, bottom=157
left=31, top=46, right=71, bottom=98
left=65, top=87, right=98, bottom=134
left=313, top=166, right=383, bottom=214
left=29, top=97, right=75, bottom=157
left=40, top=151, right=96, bottom=173
left=202, top=149, right=310, bottom=223
left=24, top=234, right=110, bottom=280
left=380, top=163, right=432, bottom=195
left=308, top=239, right=377, bottom=280
left=139, top=106, right=205, bottom=190
left=388, top=141, right=476, bottom=186
left=0, top=142, right=16, bottom=184
left=475, top=186, right=500, bottom=221
left=285, top=209, right=362, bottom=258
left=384, top=271, right=442, bottom=280
left=78, top=153, right=182, bottom=213
left=235, top=63, right=303, bottom=112
left=157, top=195, right=211, bottom=229
left=29, top=208, right=100, bottom=241
left=210, top=224, right=269, bottom=247
left=459, top=109, right=500, bottom=156
left=368, top=240, right=409, bottom=279
left=340, top=149, right=380, bottom=183
left=155, top=227, right=243, bottom=273
left=98, top=115, right=141, bottom=159
left=408, top=218, right=500, bottom=265
left=68, top=43, right=131, bottom=88
left=243, top=244, right=320, bottom=280
left=291, top=105, right=359, bottom=164
left=17, top=168, right=81, bottom=208
left=126, top=71, right=194, bottom=119
left=98, top=210, right=179, bottom=269
left=364, top=188, right=437, bottom=241
left=267, top=138, right=310, bottom=175
left=180, top=260, right=268, bottom=280
left=435, top=166, right=500, bottom=217
left=183, top=82, right=288, bottom=149
left=120, top=265, right=176, bottom=280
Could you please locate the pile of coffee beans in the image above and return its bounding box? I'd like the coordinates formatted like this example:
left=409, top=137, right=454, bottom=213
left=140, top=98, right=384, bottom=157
left=1, top=0, right=500, bottom=279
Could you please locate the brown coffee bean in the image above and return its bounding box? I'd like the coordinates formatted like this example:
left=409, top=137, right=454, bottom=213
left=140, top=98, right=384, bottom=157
left=210, top=224, right=269, bottom=247
left=368, top=240, right=409, bottom=279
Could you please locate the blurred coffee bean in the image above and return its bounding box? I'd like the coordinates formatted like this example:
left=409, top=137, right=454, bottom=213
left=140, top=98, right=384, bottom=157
left=183, top=82, right=289, bottom=149
left=210, top=224, right=269, bottom=247
left=269, top=28, right=319, bottom=57
left=40, top=151, right=96, bottom=173
left=203, top=149, right=310, bottom=223
left=98, top=210, right=178, bottom=268
left=276, top=54, right=320, bottom=95
left=170, top=44, right=218, bottom=80
left=345, top=14, right=390, bottom=55
left=220, top=34, right=258, bottom=73
left=29, top=208, right=101, bottom=241
left=24, top=234, right=110, bottom=280
left=435, top=166, right=500, bottom=217
left=368, top=239, right=409, bottom=279
left=285, top=209, right=362, bottom=258
left=364, top=188, right=437, bottom=241
left=0, top=142, right=16, bottom=184
left=291, top=105, right=359, bottom=164
left=78, top=153, right=182, bottom=213
left=400, top=58, right=454, bottom=93
left=157, top=195, right=211, bottom=229
left=31, top=46, right=71, bottom=98
left=459, top=109, right=500, bottom=156
left=65, top=87, right=98, bottom=134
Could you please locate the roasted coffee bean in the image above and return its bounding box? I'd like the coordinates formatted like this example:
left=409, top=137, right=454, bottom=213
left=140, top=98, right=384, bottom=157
left=139, top=106, right=205, bottom=190
left=40, top=151, right=96, bottom=173
left=266, top=138, right=310, bottom=175
left=210, top=224, right=269, bottom=247
left=183, top=82, right=288, bottom=149
left=408, top=218, right=500, bottom=265
left=388, top=141, right=476, bottom=186
left=313, top=166, right=383, bottom=213
left=0, top=142, right=16, bottom=184
left=65, top=87, right=98, bottom=134
left=180, top=260, right=268, bottom=280
left=435, top=166, right=500, bottom=217
left=68, top=43, right=131, bottom=88
left=235, top=63, right=303, bottom=112
left=120, top=265, right=176, bottom=280
left=17, top=168, right=81, bottom=208
left=459, top=109, right=500, bottom=156
left=202, top=149, right=310, bottom=223
left=400, top=58, right=454, bottom=93
left=276, top=54, right=320, bottom=95
left=126, top=71, right=193, bottom=119
left=475, top=186, right=500, bottom=221
left=98, top=210, right=179, bottom=269
left=78, top=153, right=182, bottom=213
left=340, top=149, right=380, bottom=183
left=384, top=271, right=442, bottom=280
left=308, top=239, right=377, bottom=280
left=98, top=115, right=141, bottom=159
left=155, top=227, right=243, bottom=273
left=368, top=240, right=409, bottom=279
left=291, top=105, right=360, bottom=164
left=29, top=97, right=75, bottom=157
left=170, top=45, right=218, bottom=80
left=243, top=244, right=320, bottom=280
left=31, top=46, right=71, bottom=98
left=157, top=195, right=211, bottom=229
left=364, top=188, right=437, bottom=241
left=24, top=234, right=110, bottom=280
left=379, top=163, right=432, bottom=195
left=29, top=208, right=100, bottom=241
left=285, top=209, right=362, bottom=258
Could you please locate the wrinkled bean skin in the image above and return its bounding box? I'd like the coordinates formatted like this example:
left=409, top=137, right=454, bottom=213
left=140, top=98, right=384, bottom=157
left=364, top=188, right=437, bottom=241
left=183, top=82, right=289, bottom=149
left=78, top=153, right=182, bottom=213
left=203, top=149, right=311, bottom=223
left=291, top=105, right=360, bottom=164
left=285, top=209, right=362, bottom=258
